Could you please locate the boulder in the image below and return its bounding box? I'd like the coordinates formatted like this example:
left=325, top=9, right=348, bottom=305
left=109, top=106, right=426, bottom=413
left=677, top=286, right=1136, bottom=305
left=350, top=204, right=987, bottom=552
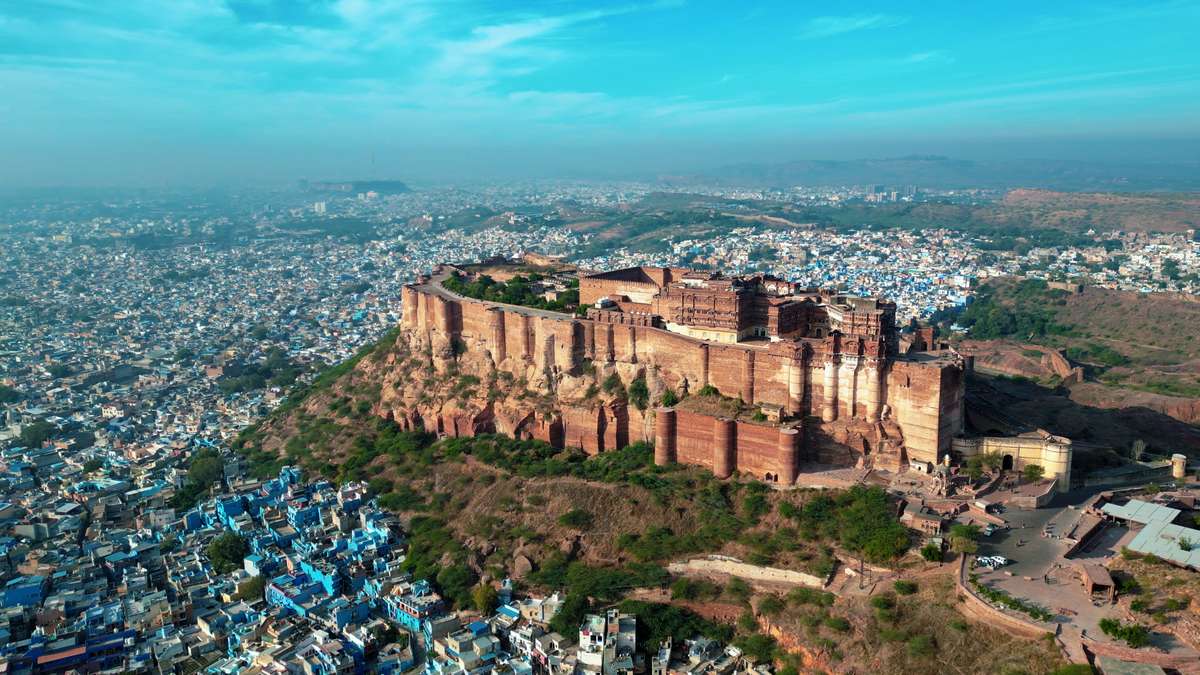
left=512, top=554, right=535, bottom=580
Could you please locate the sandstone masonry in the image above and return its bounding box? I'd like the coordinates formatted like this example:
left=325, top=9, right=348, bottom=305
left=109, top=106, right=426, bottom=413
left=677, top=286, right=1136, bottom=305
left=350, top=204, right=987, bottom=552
left=387, top=265, right=967, bottom=484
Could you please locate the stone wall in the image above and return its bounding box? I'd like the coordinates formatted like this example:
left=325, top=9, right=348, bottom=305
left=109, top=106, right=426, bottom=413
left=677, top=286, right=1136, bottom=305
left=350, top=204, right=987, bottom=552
left=653, top=408, right=802, bottom=483
left=399, top=282, right=964, bottom=476
left=955, top=557, right=1054, bottom=640
left=952, top=433, right=1073, bottom=493
left=667, top=555, right=827, bottom=589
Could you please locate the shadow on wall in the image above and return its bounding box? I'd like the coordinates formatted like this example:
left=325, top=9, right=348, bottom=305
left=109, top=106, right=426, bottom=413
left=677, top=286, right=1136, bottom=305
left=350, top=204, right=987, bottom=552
left=965, top=372, right=1200, bottom=465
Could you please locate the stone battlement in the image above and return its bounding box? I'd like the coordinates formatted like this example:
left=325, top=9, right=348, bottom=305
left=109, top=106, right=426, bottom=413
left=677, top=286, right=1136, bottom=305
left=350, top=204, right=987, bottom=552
left=395, top=269, right=966, bottom=478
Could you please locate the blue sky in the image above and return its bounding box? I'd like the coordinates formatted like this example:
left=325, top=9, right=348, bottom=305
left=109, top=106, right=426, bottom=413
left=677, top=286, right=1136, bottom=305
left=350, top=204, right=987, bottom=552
left=1, top=0, right=1198, bottom=185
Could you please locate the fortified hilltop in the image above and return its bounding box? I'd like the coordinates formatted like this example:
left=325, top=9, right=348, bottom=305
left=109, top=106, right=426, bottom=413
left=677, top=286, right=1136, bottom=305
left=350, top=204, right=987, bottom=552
left=386, top=263, right=968, bottom=485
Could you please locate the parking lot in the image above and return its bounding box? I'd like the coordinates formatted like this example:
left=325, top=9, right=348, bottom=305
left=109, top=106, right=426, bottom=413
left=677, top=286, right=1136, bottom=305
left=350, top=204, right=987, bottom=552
left=974, top=503, right=1072, bottom=577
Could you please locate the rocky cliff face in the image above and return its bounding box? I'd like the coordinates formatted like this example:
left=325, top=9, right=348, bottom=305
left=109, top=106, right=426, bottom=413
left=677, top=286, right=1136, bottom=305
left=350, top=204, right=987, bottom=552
left=374, top=321, right=658, bottom=453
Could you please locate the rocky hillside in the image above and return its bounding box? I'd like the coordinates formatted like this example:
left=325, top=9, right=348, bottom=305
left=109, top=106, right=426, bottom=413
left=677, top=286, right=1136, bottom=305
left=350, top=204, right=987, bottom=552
left=236, top=324, right=874, bottom=581
left=953, top=280, right=1200, bottom=454
left=231, top=321, right=1075, bottom=673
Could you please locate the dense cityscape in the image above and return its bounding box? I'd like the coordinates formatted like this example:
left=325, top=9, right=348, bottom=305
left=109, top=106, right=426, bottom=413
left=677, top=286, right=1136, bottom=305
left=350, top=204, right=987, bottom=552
left=3, top=183, right=1200, bottom=672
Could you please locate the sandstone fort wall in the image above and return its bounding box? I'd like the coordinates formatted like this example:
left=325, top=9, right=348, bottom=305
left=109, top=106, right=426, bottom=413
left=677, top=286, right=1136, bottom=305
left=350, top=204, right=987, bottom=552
left=398, top=282, right=964, bottom=475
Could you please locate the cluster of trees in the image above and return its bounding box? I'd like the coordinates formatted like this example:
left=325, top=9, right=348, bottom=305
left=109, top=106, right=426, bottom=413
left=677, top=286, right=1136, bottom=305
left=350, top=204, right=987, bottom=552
left=442, top=272, right=579, bottom=312
left=963, top=453, right=1044, bottom=483
left=0, top=384, right=22, bottom=403
left=778, top=486, right=910, bottom=563
left=219, top=347, right=305, bottom=395
left=973, top=225, right=1095, bottom=255
left=955, top=280, right=1070, bottom=340
left=616, top=600, right=733, bottom=658
left=47, top=363, right=74, bottom=379
left=1098, top=618, right=1151, bottom=648
left=617, top=481, right=763, bottom=563
left=528, top=556, right=669, bottom=635
left=159, top=267, right=211, bottom=284
left=171, top=448, right=225, bottom=509
left=401, top=516, right=477, bottom=608
left=1064, top=342, right=1129, bottom=367
left=206, top=532, right=249, bottom=574
left=18, top=419, right=57, bottom=447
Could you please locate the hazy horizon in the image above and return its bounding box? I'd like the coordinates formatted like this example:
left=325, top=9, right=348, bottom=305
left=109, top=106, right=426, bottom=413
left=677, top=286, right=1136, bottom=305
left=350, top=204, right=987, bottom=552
left=2, top=0, right=1199, bottom=187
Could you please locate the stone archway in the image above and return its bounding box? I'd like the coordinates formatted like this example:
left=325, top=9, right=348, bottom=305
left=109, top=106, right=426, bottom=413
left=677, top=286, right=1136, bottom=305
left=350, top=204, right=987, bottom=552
left=1002, top=454, right=1014, bottom=471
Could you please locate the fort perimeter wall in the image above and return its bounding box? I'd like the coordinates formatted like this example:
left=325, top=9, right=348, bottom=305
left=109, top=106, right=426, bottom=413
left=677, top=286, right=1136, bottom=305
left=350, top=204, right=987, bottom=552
left=397, top=278, right=964, bottom=477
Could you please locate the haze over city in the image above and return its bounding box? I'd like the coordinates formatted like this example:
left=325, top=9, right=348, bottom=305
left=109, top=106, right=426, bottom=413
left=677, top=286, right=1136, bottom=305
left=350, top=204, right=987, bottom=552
left=2, top=0, right=1200, bottom=186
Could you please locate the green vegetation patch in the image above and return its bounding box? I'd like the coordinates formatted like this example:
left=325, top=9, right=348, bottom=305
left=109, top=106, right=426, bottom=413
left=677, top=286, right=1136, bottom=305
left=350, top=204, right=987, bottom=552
left=443, top=271, right=579, bottom=313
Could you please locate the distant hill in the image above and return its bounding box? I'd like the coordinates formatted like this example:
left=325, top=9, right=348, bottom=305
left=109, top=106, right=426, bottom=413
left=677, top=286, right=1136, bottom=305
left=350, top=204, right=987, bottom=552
left=704, top=156, right=1200, bottom=192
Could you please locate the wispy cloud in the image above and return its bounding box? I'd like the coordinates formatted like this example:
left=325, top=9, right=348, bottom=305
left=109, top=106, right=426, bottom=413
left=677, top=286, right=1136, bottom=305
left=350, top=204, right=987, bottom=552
left=799, top=13, right=907, bottom=40
left=429, top=1, right=677, bottom=81
left=1027, top=0, right=1199, bottom=34
left=900, top=50, right=954, bottom=65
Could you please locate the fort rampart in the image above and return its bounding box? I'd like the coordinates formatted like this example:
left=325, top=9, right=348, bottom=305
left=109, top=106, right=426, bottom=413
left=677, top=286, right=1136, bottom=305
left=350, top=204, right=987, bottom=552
left=394, top=273, right=965, bottom=479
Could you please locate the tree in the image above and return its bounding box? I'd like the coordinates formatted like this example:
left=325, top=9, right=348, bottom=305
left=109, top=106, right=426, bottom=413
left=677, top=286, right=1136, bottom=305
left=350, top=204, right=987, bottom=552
left=206, top=532, right=249, bottom=574
left=550, top=593, right=589, bottom=635
left=558, top=509, right=593, bottom=529
left=0, top=384, right=21, bottom=403
left=82, top=458, right=103, bottom=473
left=1022, top=463, right=1045, bottom=483
left=601, top=373, right=624, bottom=396
left=472, top=583, right=499, bottom=614
left=965, top=456, right=984, bottom=481
left=757, top=595, right=785, bottom=616
left=436, top=566, right=477, bottom=608
left=628, top=376, right=649, bottom=410
left=733, top=633, right=778, bottom=663
left=189, top=452, right=224, bottom=486
left=19, top=419, right=56, bottom=447
left=160, top=533, right=180, bottom=553
left=920, top=542, right=943, bottom=563
left=660, top=389, right=679, bottom=407
left=949, top=524, right=981, bottom=555
left=47, top=363, right=73, bottom=379
left=980, top=453, right=1004, bottom=472
left=237, top=575, right=266, bottom=601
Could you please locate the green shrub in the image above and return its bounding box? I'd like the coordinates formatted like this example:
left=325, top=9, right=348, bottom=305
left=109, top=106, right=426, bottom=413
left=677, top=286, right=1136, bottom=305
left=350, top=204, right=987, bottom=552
left=628, top=376, right=650, bottom=410
left=893, top=580, right=918, bottom=595
left=558, top=508, right=593, bottom=529
left=920, top=542, right=942, bottom=562
left=727, top=578, right=752, bottom=603
left=733, top=633, right=778, bottom=663
left=823, top=616, right=851, bottom=632
left=757, top=595, right=786, bottom=616
left=1098, top=618, right=1150, bottom=648
left=671, top=578, right=721, bottom=601
left=788, top=587, right=835, bottom=607
left=906, top=634, right=936, bottom=657
left=602, top=373, right=625, bottom=396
